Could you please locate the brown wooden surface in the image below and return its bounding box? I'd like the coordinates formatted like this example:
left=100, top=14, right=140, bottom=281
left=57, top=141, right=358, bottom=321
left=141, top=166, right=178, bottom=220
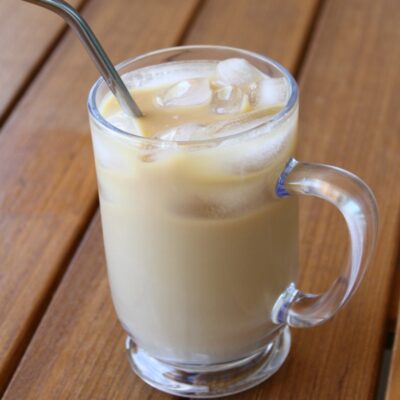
left=184, top=0, right=320, bottom=70
left=261, top=0, right=400, bottom=397
left=0, top=0, right=84, bottom=123
left=0, top=0, right=199, bottom=395
left=2, top=0, right=400, bottom=399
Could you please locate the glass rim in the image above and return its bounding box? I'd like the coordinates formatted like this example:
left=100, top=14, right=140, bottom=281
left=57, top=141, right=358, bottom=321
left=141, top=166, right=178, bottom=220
left=87, top=45, right=298, bottom=146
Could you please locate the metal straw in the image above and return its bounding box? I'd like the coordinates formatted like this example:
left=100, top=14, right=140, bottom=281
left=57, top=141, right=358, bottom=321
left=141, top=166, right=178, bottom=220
left=22, top=0, right=143, bottom=118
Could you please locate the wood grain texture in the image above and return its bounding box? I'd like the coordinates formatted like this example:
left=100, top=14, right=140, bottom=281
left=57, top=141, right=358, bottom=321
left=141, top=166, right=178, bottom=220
left=0, top=0, right=84, bottom=122
left=185, top=0, right=319, bottom=71
left=2, top=1, right=323, bottom=399
left=0, top=0, right=199, bottom=394
left=261, top=0, right=400, bottom=398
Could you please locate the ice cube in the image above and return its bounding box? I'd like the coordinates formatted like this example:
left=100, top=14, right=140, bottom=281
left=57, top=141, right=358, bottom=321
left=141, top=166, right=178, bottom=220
left=216, top=58, right=262, bottom=86
left=137, top=143, right=170, bottom=162
left=91, top=129, right=131, bottom=171
left=156, top=78, right=211, bottom=108
left=154, top=123, right=207, bottom=141
left=211, top=85, right=245, bottom=114
left=106, top=110, right=139, bottom=135
left=123, top=62, right=217, bottom=89
left=249, top=77, right=288, bottom=109
left=207, top=114, right=267, bottom=138
left=175, top=179, right=268, bottom=219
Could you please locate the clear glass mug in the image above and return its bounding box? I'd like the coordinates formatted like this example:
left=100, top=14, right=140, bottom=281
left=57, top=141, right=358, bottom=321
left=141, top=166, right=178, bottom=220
left=88, top=46, right=378, bottom=398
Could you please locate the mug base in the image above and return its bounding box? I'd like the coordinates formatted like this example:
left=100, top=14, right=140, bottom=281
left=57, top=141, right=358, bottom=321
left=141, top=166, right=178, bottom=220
left=125, top=326, right=291, bottom=398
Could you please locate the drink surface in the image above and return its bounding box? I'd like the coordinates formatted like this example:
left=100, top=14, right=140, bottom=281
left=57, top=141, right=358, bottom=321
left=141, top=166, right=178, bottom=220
left=100, top=58, right=287, bottom=139
left=91, top=58, right=298, bottom=364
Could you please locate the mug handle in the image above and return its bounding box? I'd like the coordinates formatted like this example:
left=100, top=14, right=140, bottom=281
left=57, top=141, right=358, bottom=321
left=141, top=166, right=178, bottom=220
left=272, top=158, right=378, bottom=328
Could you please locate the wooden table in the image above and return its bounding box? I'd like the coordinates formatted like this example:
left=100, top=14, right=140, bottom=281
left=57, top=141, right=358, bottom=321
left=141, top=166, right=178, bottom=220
left=1, top=0, right=399, bottom=398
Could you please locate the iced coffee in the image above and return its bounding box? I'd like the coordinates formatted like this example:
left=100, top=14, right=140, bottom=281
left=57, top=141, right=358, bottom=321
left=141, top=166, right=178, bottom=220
left=89, top=57, right=298, bottom=364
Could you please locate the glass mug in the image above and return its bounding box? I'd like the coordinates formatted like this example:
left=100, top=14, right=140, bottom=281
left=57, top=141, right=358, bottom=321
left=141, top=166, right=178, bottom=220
left=88, top=46, right=378, bottom=398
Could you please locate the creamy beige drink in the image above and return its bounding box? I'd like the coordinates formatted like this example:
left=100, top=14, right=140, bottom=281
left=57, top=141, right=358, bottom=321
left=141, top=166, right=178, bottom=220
left=90, top=58, right=298, bottom=364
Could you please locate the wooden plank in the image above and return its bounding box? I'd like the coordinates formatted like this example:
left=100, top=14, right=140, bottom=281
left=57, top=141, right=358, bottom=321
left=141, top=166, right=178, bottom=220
left=184, top=0, right=319, bottom=70
left=0, top=0, right=199, bottom=394
left=266, top=0, right=400, bottom=398
left=0, top=0, right=84, bottom=122
left=2, top=1, right=322, bottom=399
